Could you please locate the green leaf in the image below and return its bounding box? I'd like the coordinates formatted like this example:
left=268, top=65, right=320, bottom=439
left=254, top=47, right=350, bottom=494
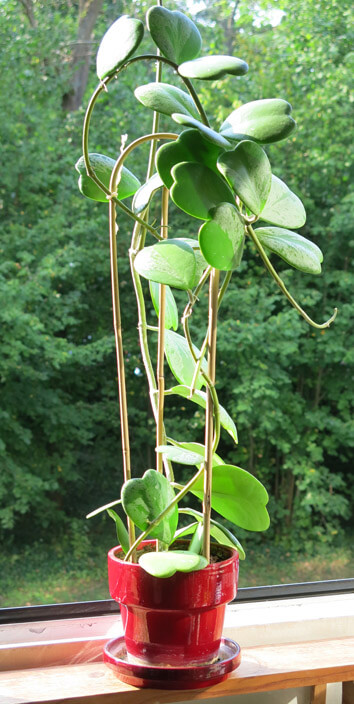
left=217, top=141, right=271, bottom=216
left=172, top=113, right=231, bottom=149
left=134, top=240, right=196, bottom=290
left=149, top=282, right=179, bottom=331
left=179, top=55, right=248, bottom=80
left=255, top=227, right=323, bottom=274
left=164, top=330, right=207, bottom=389
left=135, top=83, right=200, bottom=119
left=220, top=99, right=296, bottom=144
left=96, top=16, right=144, bottom=80
left=132, top=173, right=164, bottom=214
left=171, top=162, right=235, bottom=220
left=156, top=129, right=222, bottom=189
left=190, top=464, right=270, bottom=531
left=147, top=6, right=202, bottom=64
left=166, top=384, right=238, bottom=444
left=172, top=237, right=208, bottom=286
left=139, top=550, right=207, bottom=578
left=121, top=469, right=178, bottom=544
left=75, top=153, right=140, bottom=203
left=106, top=509, right=129, bottom=555
left=199, top=202, right=245, bottom=271
left=178, top=508, right=245, bottom=559
left=156, top=441, right=223, bottom=466
left=260, top=175, right=306, bottom=228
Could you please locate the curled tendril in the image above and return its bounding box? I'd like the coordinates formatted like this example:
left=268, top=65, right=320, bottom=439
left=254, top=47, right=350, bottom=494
left=247, top=225, right=338, bottom=330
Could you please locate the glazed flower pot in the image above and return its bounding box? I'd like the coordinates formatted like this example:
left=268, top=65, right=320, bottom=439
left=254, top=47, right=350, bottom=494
left=107, top=540, right=239, bottom=667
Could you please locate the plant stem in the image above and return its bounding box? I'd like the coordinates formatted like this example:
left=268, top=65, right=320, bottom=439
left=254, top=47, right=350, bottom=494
left=247, top=225, right=337, bottom=328
left=124, top=465, right=204, bottom=562
left=203, top=268, right=220, bottom=561
left=156, top=187, right=169, bottom=473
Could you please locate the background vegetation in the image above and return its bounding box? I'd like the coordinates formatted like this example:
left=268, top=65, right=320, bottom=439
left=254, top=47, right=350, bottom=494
left=0, top=0, right=353, bottom=606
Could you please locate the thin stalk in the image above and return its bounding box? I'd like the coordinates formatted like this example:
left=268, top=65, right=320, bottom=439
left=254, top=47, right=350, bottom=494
left=156, top=187, right=169, bottom=473
left=108, top=196, right=135, bottom=557
left=247, top=225, right=337, bottom=328
left=203, top=268, right=220, bottom=561
left=124, top=465, right=204, bottom=562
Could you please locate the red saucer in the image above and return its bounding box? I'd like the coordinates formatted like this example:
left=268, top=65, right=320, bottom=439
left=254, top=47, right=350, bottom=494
left=103, top=636, right=241, bottom=689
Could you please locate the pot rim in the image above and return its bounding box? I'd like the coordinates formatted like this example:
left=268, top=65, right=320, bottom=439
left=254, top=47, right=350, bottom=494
left=108, top=539, right=238, bottom=571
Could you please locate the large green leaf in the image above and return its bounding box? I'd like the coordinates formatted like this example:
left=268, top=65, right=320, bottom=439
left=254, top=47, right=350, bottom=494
left=260, top=175, right=306, bottom=228
left=220, top=99, right=296, bottom=144
left=166, top=384, right=238, bottom=444
left=75, top=154, right=140, bottom=202
left=171, top=162, right=235, bottom=220
left=132, top=173, right=164, bottom=214
left=172, top=113, right=231, bottom=149
left=149, top=282, right=179, bottom=331
left=134, top=240, right=196, bottom=290
left=139, top=550, right=207, bottom=578
left=176, top=508, right=245, bottom=559
left=255, top=227, right=323, bottom=274
left=156, top=129, right=222, bottom=189
left=96, top=16, right=144, bottom=80
left=190, top=464, right=270, bottom=531
left=164, top=330, right=207, bottom=389
left=198, top=202, right=245, bottom=271
left=217, top=141, right=271, bottom=215
left=121, top=469, right=178, bottom=544
left=172, top=237, right=208, bottom=286
left=156, top=441, right=224, bottom=466
left=147, top=6, right=202, bottom=64
left=179, top=55, right=248, bottom=80
left=135, top=83, right=200, bottom=119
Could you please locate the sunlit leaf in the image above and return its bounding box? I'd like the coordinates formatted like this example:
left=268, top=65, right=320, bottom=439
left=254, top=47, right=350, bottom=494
left=135, top=83, right=200, bottom=119
left=134, top=240, right=196, bottom=290
left=121, top=469, right=178, bottom=544
left=220, top=99, right=296, bottom=144
left=156, top=441, right=224, bottom=466
left=156, top=129, right=222, bottom=189
left=96, top=16, right=144, bottom=80
left=132, top=173, right=164, bottom=214
left=199, top=202, right=245, bottom=270
left=171, top=162, right=234, bottom=220
left=139, top=550, right=207, bottom=578
left=164, top=330, right=207, bottom=389
left=147, top=6, right=202, bottom=64
left=177, top=508, right=245, bottom=559
left=75, top=153, right=140, bottom=202
left=172, top=113, right=231, bottom=149
left=255, top=227, right=323, bottom=274
left=179, top=55, right=248, bottom=80
left=217, top=141, right=271, bottom=215
left=166, top=384, right=238, bottom=444
left=260, top=175, right=306, bottom=228
left=149, top=282, right=179, bottom=331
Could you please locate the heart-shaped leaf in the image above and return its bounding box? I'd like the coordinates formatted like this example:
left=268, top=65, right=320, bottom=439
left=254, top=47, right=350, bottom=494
left=121, top=469, right=178, bottom=544
left=75, top=154, right=140, bottom=202
left=132, top=173, right=164, bottom=214
left=260, top=175, right=306, bottom=228
left=165, top=384, right=238, bottom=444
left=135, top=83, right=200, bottom=119
left=190, top=464, right=270, bottom=531
left=255, top=227, right=323, bottom=274
left=149, top=282, right=179, bottom=331
left=176, top=508, right=245, bottom=559
left=96, top=16, right=144, bottom=80
left=156, top=129, right=222, bottom=189
left=171, top=162, right=235, bottom=220
left=139, top=550, right=207, bottom=578
left=172, top=113, right=231, bottom=149
left=199, top=202, right=245, bottom=271
left=106, top=509, right=129, bottom=555
left=220, top=99, right=296, bottom=144
left=134, top=240, right=196, bottom=290
left=217, top=141, right=271, bottom=215
left=156, top=441, right=224, bottom=467
left=164, top=330, right=207, bottom=389
left=172, top=237, right=208, bottom=286
left=147, top=6, right=202, bottom=64
left=179, top=55, right=248, bottom=80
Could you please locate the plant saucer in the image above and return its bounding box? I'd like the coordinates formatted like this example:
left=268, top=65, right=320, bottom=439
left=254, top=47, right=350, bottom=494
left=103, top=636, right=241, bottom=689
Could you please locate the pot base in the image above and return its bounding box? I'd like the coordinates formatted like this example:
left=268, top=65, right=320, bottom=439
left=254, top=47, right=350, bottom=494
left=103, top=636, right=241, bottom=689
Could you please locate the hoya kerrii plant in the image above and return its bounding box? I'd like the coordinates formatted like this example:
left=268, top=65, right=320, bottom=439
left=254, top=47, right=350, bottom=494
left=77, top=5, right=337, bottom=578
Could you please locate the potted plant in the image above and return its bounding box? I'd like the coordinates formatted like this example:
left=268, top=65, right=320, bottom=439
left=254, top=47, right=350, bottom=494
left=76, top=3, right=337, bottom=689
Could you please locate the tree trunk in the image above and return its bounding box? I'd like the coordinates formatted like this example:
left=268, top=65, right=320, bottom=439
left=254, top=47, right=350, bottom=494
left=62, top=0, right=105, bottom=112
left=18, top=0, right=36, bottom=27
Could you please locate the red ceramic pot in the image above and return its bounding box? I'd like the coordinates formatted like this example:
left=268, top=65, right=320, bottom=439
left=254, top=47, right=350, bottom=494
left=108, top=540, right=239, bottom=667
